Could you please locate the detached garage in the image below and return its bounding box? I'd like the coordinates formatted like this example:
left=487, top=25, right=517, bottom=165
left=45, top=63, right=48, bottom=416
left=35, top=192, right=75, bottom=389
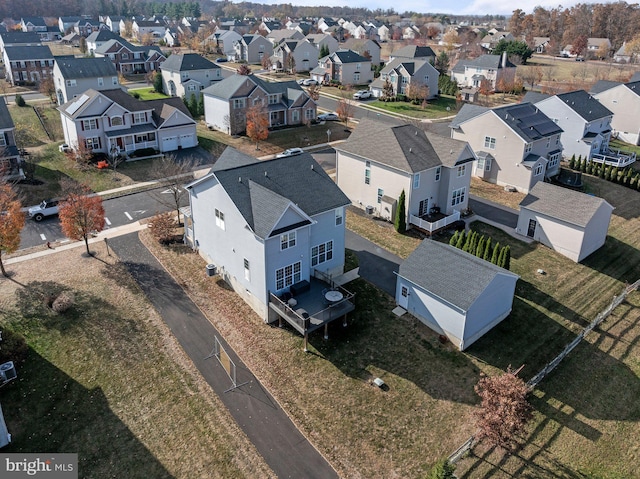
left=396, top=240, right=519, bottom=351
left=516, top=182, right=614, bottom=262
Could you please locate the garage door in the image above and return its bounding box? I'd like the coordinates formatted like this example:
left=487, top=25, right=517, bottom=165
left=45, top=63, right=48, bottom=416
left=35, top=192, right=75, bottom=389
left=180, top=133, right=196, bottom=148
left=162, top=136, right=178, bottom=151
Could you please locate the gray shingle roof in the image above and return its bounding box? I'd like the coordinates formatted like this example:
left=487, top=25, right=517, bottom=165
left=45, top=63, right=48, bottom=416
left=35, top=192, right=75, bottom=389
left=211, top=146, right=259, bottom=171
left=336, top=118, right=472, bottom=173
left=391, top=44, right=435, bottom=59
left=519, top=182, right=613, bottom=228
left=86, top=29, right=120, bottom=43
left=160, top=53, right=217, bottom=72
left=21, top=17, right=47, bottom=27
left=491, top=102, right=563, bottom=142
left=3, top=45, right=52, bottom=60
left=0, top=31, right=41, bottom=44
left=202, top=74, right=306, bottom=102
left=0, top=100, right=15, bottom=130
left=452, top=54, right=516, bottom=72
left=590, top=80, right=621, bottom=94
left=450, top=104, right=489, bottom=129
left=55, top=57, right=116, bottom=79
left=212, top=153, right=350, bottom=238
left=331, top=49, right=368, bottom=64
left=555, top=90, right=613, bottom=121
left=399, top=240, right=518, bottom=311
left=522, top=91, right=550, bottom=104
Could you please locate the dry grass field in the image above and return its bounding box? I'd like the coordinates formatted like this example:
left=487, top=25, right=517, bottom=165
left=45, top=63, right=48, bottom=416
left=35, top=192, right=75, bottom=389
left=0, top=250, right=273, bottom=478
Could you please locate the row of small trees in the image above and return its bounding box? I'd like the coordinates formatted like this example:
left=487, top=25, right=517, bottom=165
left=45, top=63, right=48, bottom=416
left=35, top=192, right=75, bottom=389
left=568, top=154, right=640, bottom=190
left=449, top=230, right=511, bottom=270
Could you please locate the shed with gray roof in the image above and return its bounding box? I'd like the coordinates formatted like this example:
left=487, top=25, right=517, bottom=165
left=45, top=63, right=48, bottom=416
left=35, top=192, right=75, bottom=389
left=396, top=240, right=519, bottom=350
left=516, top=181, right=614, bottom=262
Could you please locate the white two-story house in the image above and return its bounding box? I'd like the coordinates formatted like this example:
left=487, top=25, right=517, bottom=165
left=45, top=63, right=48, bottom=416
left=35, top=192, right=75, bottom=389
left=450, top=103, right=563, bottom=193
left=161, top=53, right=222, bottom=100
left=335, top=118, right=475, bottom=233
left=591, top=80, right=640, bottom=146
left=370, top=58, right=438, bottom=100
left=185, top=148, right=352, bottom=323
left=53, top=57, right=120, bottom=105
left=451, top=53, right=517, bottom=91
left=58, top=88, right=197, bottom=155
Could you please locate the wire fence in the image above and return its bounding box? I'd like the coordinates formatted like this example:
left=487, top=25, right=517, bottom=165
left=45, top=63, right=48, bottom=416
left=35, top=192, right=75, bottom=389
left=448, top=278, right=640, bottom=464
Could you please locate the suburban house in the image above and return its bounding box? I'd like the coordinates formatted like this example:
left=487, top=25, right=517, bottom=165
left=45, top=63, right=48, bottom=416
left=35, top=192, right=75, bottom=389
left=450, top=102, right=563, bottom=193
left=451, top=53, right=517, bottom=91
left=342, top=38, right=381, bottom=65
left=132, top=20, right=165, bottom=42
left=161, top=53, right=222, bottom=100
left=86, top=29, right=122, bottom=54
left=396, top=240, right=519, bottom=351
left=305, top=33, right=339, bottom=55
left=370, top=58, right=438, bottom=100
left=53, top=57, right=120, bottom=105
left=311, top=49, right=373, bottom=85
left=0, top=100, right=23, bottom=180
left=389, top=44, right=436, bottom=63
left=58, top=88, right=197, bottom=155
left=205, top=29, right=243, bottom=58
left=2, top=45, right=54, bottom=85
left=74, top=18, right=105, bottom=37
left=267, top=29, right=304, bottom=46
left=532, top=37, right=551, bottom=54
left=378, top=24, right=390, bottom=42
left=591, top=80, right=640, bottom=145
left=20, top=16, right=47, bottom=33
left=231, top=34, right=273, bottom=64
left=163, top=27, right=180, bottom=47
left=524, top=89, right=634, bottom=167
left=184, top=149, right=354, bottom=329
left=94, top=38, right=166, bottom=73
left=402, top=25, right=420, bottom=40
left=203, top=74, right=316, bottom=135
left=58, top=16, right=83, bottom=33
left=480, top=31, right=515, bottom=51
left=105, top=16, right=125, bottom=33
left=335, top=118, right=475, bottom=233
left=317, top=18, right=338, bottom=33
left=258, top=21, right=281, bottom=34
left=271, top=39, right=318, bottom=72
left=0, top=31, right=41, bottom=54
left=516, top=182, right=614, bottom=262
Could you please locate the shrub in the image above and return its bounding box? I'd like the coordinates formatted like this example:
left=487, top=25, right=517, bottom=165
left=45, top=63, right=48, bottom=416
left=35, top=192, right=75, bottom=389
left=394, top=190, right=406, bottom=233
left=476, top=235, right=485, bottom=258
left=428, top=458, right=456, bottom=479
left=149, top=212, right=176, bottom=244
left=491, top=242, right=501, bottom=264
left=569, top=154, right=576, bottom=169
left=449, top=230, right=459, bottom=246
left=15, top=94, right=26, bottom=107
left=130, top=147, right=157, bottom=158
left=455, top=231, right=466, bottom=249
left=0, top=328, right=28, bottom=364
left=52, top=291, right=75, bottom=313
left=131, top=91, right=140, bottom=99
left=483, top=237, right=492, bottom=261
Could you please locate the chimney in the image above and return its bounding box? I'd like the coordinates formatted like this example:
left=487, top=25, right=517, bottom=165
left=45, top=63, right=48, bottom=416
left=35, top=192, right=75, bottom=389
left=501, top=51, right=507, bottom=68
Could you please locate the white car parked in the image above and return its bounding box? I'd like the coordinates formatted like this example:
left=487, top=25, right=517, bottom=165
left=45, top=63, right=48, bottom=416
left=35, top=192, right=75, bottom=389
left=275, top=147, right=304, bottom=158
left=353, top=90, right=372, bottom=100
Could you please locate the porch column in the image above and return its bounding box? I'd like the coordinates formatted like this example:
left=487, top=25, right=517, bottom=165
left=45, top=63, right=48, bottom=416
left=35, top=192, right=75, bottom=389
left=324, top=323, right=329, bottom=340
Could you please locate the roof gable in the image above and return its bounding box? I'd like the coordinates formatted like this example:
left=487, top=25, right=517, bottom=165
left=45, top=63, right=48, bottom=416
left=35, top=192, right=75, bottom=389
left=55, top=57, right=117, bottom=79
left=160, top=53, right=217, bottom=72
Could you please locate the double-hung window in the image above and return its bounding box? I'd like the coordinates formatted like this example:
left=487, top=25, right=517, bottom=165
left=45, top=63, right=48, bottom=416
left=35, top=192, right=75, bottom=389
left=276, top=262, right=301, bottom=290
left=451, top=187, right=465, bottom=206
left=215, top=209, right=225, bottom=230
left=280, top=231, right=296, bottom=250
left=484, top=136, right=496, bottom=149
left=457, top=165, right=466, bottom=177
left=311, top=241, right=333, bottom=266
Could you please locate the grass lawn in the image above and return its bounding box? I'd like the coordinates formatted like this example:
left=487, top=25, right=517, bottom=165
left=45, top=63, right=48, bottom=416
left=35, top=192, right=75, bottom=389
left=0, top=249, right=273, bottom=478
left=469, top=176, right=527, bottom=210
left=129, top=87, right=170, bottom=101
left=369, top=96, right=458, bottom=119
left=9, top=104, right=48, bottom=148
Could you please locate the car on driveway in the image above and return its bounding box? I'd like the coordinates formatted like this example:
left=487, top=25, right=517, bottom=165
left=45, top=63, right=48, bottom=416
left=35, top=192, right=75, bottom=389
left=58, top=143, right=71, bottom=153
left=28, top=199, right=59, bottom=221
left=215, top=57, right=228, bottom=63
left=317, top=112, right=339, bottom=121
left=353, top=90, right=372, bottom=100
left=302, top=78, right=318, bottom=86
left=275, top=147, right=304, bottom=158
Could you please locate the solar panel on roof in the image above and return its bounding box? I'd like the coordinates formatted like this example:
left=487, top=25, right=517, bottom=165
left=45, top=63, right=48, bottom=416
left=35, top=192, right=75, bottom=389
left=65, top=94, right=89, bottom=115
left=535, top=122, right=560, bottom=136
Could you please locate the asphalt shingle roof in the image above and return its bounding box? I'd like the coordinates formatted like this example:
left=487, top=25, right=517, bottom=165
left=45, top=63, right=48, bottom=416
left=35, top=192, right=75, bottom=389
left=331, top=49, right=368, bottom=64
left=211, top=146, right=259, bottom=171
left=202, top=74, right=306, bottom=102
left=391, top=44, right=435, bottom=59
left=399, top=240, right=518, bottom=311
left=491, top=103, right=563, bottom=142
left=555, top=90, right=613, bottom=121
left=55, top=57, right=116, bottom=79
left=86, top=29, right=120, bottom=43
left=0, top=100, right=15, bottom=130
left=212, top=153, right=350, bottom=238
left=336, top=118, right=472, bottom=173
left=0, top=31, right=41, bottom=44
left=590, top=80, right=621, bottom=94
left=160, top=53, right=217, bottom=72
left=453, top=53, right=516, bottom=72
left=519, top=182, right=613, bottom=228
left=3, top=45, right=52, bottom=60
left=522, top=91, right=550, bottom=104
left=450, top=104, right=489, bottom=129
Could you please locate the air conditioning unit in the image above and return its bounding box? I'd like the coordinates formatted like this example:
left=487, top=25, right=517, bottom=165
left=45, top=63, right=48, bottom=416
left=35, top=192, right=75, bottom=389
left=0, top=362, right=16, bottom=382
left=365, top=205, right=374, bottom=215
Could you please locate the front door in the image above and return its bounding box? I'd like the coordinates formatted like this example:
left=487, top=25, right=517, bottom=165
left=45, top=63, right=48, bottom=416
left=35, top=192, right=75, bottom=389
left=527, top=219, right=537, bottom=238
left=418, top=199, right=429, bottom=217
left=398, top=284, right=409, bottom=309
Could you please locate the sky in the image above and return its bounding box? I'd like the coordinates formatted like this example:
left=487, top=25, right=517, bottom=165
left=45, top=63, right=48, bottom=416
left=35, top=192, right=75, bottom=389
left=255, top=0, right=617, bottom=16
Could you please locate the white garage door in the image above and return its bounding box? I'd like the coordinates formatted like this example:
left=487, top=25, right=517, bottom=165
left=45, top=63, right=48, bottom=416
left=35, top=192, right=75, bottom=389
left=162, top=136, right=178, bottom=151
left=180, top=133, right=196, bottom=148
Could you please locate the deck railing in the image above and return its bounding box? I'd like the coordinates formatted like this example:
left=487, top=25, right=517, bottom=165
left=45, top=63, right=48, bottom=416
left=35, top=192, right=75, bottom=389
left=409, top=210, right=460, bottom=233
left=592, top=149, right=636, bottom=167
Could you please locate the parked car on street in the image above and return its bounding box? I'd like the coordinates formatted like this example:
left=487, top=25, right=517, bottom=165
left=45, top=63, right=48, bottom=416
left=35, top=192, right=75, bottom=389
left=215, top=57, right=228, bottom=63
left=275, top=148, right=304, bottom=158
left=28, top=199, right=59, bottom=221
left=317, top=112, right=339, bottom=121
left=353, top=90, right=372, bottom=100
left=302, top=78, right=318, bottom=86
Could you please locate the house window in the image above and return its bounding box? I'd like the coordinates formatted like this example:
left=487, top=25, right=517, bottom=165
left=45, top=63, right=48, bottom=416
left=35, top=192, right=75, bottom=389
left=292, top=110, right=300, bottom=122
left=268, top=94, right=278, bottom=104
left=112, top=76, right=118, bottom=85
left=188, top=84, right=197, bottom=91
left=181, top=72, right=189, bottom=79
left=0, top=136, right=5, bottom=147
left=457, top=165, right=466, bottom=177
left=525, top=142, right=532, bottom=153
left=534, top=163, right=545, bottom=176
left=65, top=79, right=77, bottom=87
left=356, top=63, right=361, bottom=70
left=555, top=135, right=560, bottom=145
left=280, top=231, right=296, bottom=250
left=546, top=137, right=551, bottom=148
left=82, top=119, right=98, bottom=130
left=85, top=137, right=101, bottom=150
left=377, top=188, right=384, bottom=203
left=548, top=154, right=560, bottom=169
left=110, top=116, right=123, bottom=126
left=97, top=77, right=104, bottom=86
left=435, top=166, right=441, bottom=181
left=335, top=208, right=343, bottom=226
left=244, top=259, right=250, bottom=281
left=451, top=187, right=466, bottom=206
left=305, top=109, right=314, bottom=120
left=477, top=157, right=492, bottom=171
left=413, top=173, right=420, bottom=189
left=484, top=136, right=496, bottom=149
left=354, top=72, right=360, bottom=82
left=275, top=261, right=301, bottom=290
left=215, top=208, right=225, bottom=230
left=233, top=98, right=246, bottom=109
left=122, top=53, right=129, bottom=59
left=132, top=112, right=146, bottom=124
left=311, top=241, right=333, bottom=266
left=365, top=161, right=371, bottom=184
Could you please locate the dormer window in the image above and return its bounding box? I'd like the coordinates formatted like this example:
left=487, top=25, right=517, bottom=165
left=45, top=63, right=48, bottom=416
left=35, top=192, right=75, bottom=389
left=110, top=116, right=123, bottom=126
left=132, top=112, right=146, bottom=124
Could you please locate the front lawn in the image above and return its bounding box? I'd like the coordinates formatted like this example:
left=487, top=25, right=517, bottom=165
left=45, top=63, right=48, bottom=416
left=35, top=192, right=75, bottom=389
left=129, top=88, right=170, bottom=100
left=10, top=104, right=49, bottom=147
left=369, top=96, right=458, bottom=119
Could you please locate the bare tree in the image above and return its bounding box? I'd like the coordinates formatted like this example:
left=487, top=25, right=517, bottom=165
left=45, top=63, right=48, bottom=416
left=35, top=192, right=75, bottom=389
left=149, top=155, right=198, bottom=226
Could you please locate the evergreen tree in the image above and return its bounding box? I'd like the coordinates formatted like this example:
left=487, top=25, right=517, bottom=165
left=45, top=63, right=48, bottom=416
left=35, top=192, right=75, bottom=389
left=462, top=230, right=473, bottom=252
left=503, top=246, right=511, bottom=270
left=610, top=167, right=618, bottom=182
left=500, top=246, right=509, bottom=268
left=188, top=93, right=198, bottom=117
left=469, top=231, right=478, bottom=255
left=455, top=230, right=466, bottom=249
left=197, top=94, right=204, bottom=116
left=599, top=164, right=606, bottom=178
left=491, top=242, right=501, bottom=265
left=483, top=237, right=492, bottom=261
left=153, top=71, right=164, bottom=93
left=428, top=458, right=456, bottom=479
left=581, top=157, right=587, bottom=173
left=394, top=190, right=406, bottom=233
left=632, top=173, right=640, bottom=188
left=476, top=235, right=486, bottom=258
left=569, top=154, right=576, bottom=169
left=449, top=230, right=459, bottom=246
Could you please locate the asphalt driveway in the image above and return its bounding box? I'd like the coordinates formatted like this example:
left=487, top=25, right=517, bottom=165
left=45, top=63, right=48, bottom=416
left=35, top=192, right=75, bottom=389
left=469, top=195, right=519, bottom=229
left=345, top=230, right=402, bottom=296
